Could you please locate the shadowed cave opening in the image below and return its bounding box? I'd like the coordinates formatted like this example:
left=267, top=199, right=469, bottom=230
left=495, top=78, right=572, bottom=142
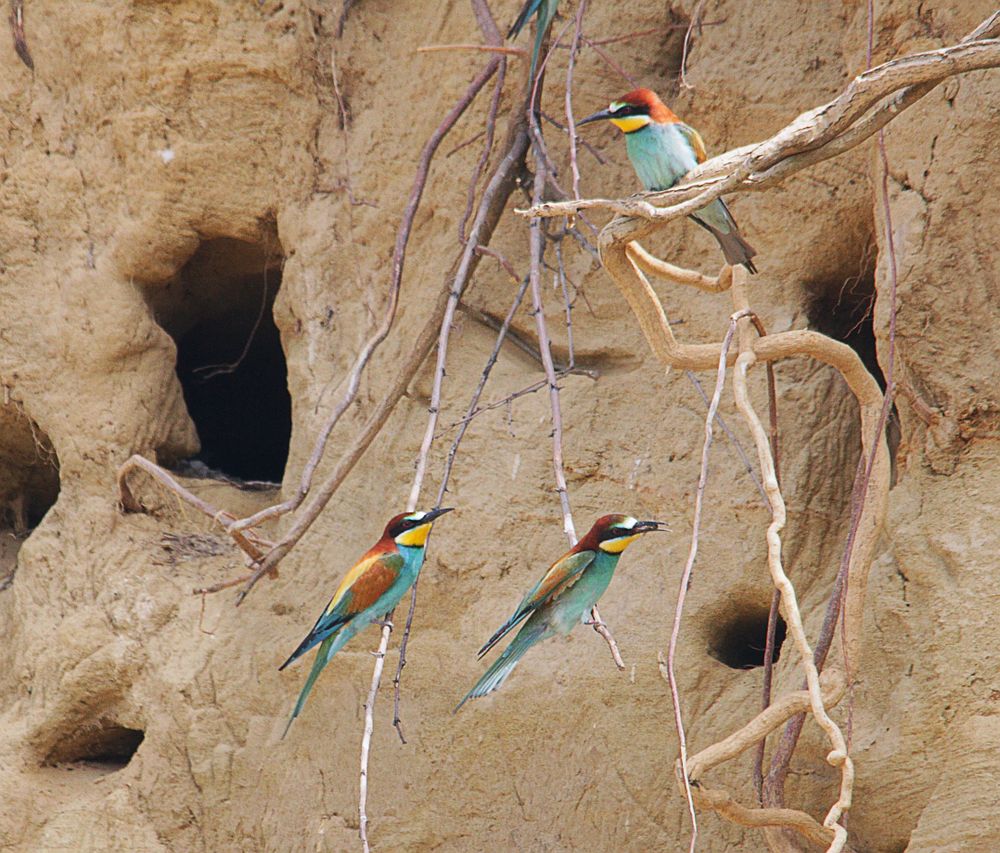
left=0, top=404, right=60, bottom=590
left=805, top=251, right=901, bottom=481
left=709, top=607, right=787, bottom=670
left=806, top=262, right=883, bottom=390
left=44, top=723, right=145, bottom=774
left=144, top=237, right=290, bottom=483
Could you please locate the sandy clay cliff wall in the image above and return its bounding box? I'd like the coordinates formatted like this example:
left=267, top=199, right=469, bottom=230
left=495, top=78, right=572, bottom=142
left=1, top=0, right=998, bottom=850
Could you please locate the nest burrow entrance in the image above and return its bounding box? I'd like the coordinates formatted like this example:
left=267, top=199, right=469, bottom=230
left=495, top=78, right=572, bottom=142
left=143, top=237, right=291, bottom=484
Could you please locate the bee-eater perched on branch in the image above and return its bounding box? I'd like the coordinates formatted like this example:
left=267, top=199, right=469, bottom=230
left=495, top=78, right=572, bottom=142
left=579, top=88, right=758, bottom=273
left=457, top=514, right=666, bottom=709
left=280, top=507, right=453, bottom=736
left=507, top=0, right=558, bottom=82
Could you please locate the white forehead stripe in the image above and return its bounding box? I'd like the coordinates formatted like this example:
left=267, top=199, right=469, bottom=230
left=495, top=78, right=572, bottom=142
left=609, top=101, right=624, bottom=111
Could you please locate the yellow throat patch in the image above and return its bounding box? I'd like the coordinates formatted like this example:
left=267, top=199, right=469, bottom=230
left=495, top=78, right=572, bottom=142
left=599, top=533, right=640, bottom=554
left=610, top=115, right=650, bottom=134
left=396, top=522, right=433, bottom=548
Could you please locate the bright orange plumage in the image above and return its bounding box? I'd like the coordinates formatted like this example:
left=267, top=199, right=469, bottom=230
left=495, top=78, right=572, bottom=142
left=618, top=88, right=679, bottom=124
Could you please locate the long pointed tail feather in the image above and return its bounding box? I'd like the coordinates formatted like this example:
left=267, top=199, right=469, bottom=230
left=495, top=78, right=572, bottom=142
left=507, top=0, right=540, bottom=39
left=691, top=199, right=758, bottom=274
left=281, top=619, right=364, bottom=738
left=477, top=609, right=531, bottom=660
left=281, top=636, right=334, bottom=738
left=456, top=624, right=547, bottom=712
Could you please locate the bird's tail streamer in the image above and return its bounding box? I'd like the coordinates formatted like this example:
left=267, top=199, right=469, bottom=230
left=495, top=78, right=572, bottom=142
left=455, top=624, right=547, bottom=712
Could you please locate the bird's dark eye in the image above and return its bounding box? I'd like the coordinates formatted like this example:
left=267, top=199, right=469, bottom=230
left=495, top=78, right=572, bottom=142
left=389, top=517, right=419, bottom=538
left=600, top=525, right=629, bottom=542
left=611, top=104, right=641, bottom=118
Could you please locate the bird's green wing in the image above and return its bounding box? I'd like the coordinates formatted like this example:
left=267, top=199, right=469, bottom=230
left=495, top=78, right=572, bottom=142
left=676, top=122, right=708, bottom=164
left=477, top=548, right=595, bottom=658
left=279, top=549, right=404, bottom=670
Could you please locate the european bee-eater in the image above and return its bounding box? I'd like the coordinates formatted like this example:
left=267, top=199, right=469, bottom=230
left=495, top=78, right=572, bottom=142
left=579, top=88, right=758, bottom=273
left=508, top=0, right=558, bottom=82
left=457, top=514, right=665, bottom=709
left=280, top=507, right=452, bottom=736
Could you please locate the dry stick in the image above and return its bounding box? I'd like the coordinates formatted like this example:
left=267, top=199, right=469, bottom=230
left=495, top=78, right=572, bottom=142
left=229, top=57, right=502, bottom=540
left=234, top=104, right=530, bottom=610
left=564, top=0, right=587, bottom=203
left=357, top=138, right=531, bottom=852
left=116, top=456, right=274, bottom=566
left=391, top=275, right=533, bottom=743
left=357, top=51, right=535, bottom=849
left=416, top=43, right=527, bottom=56
left=581, top=35, right=639, bottom=87
left=460, top=61, right=507, bottom=243
left=529, top=150, right=626, bottom=669
left=391, top=142, right=535, bottom=690
left=752, top=315, right=783, bottom=806
left=541, top=111, right=608, bottom=164
left=668, top=309, right=749, bottom=853
left=687, top=371, right=767, bottom=504
left=583, top=22, right=725, bottom=48
left=361, top=133, right=530, bottom=853
left=523, top=15, right=1000, bottom=227
left=679, top=0, right=707, bottom=90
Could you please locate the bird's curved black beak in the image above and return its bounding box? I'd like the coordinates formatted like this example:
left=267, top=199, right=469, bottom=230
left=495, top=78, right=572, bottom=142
left=634, top=519, right=669, bottom=533
left=426, top=507, right=455, bottom=523
left=577, top=108, right=614, bottom=126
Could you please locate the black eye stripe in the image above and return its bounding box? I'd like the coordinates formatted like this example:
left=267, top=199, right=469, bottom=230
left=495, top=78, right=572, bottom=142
left=389, top=517, right=423, bottom=538
left=611, top=104, right=646, bottom=118
left=600, top=525, right=632, bottom=541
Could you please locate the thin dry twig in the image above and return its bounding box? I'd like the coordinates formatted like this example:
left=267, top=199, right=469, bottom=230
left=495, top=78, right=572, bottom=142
left=460, top=61, right=507, bottom=244
left=667, top=308, right=750, bottom=853
left=679, top=0, right=707, bottom=90
left=358, top=15, right=535, bottom=839
left=233, top=69, right=530, bottom=605
left=530, top=146, right=625, bottom=669
left=390, top=275, right=533, bottom=742
left=581, top=35, right=639, bottom=87
left=564, top=0, right=587, bottom=203
left=417, top=43, right=527, bottom=57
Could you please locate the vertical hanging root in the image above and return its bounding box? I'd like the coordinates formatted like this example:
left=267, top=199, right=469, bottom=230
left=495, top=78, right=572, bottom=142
left=732, top=345, right=852, bottom=852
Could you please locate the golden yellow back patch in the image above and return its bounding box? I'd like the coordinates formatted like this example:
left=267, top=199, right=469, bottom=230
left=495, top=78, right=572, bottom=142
left=396, top=522, right=432, bottom=548
left=599, top=533, right=640, bottom=554
left=610, top=116, right=650, bottom=134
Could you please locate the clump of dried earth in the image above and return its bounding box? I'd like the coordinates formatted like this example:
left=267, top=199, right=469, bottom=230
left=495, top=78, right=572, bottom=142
left=1, top=0, right=998, bottom=850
